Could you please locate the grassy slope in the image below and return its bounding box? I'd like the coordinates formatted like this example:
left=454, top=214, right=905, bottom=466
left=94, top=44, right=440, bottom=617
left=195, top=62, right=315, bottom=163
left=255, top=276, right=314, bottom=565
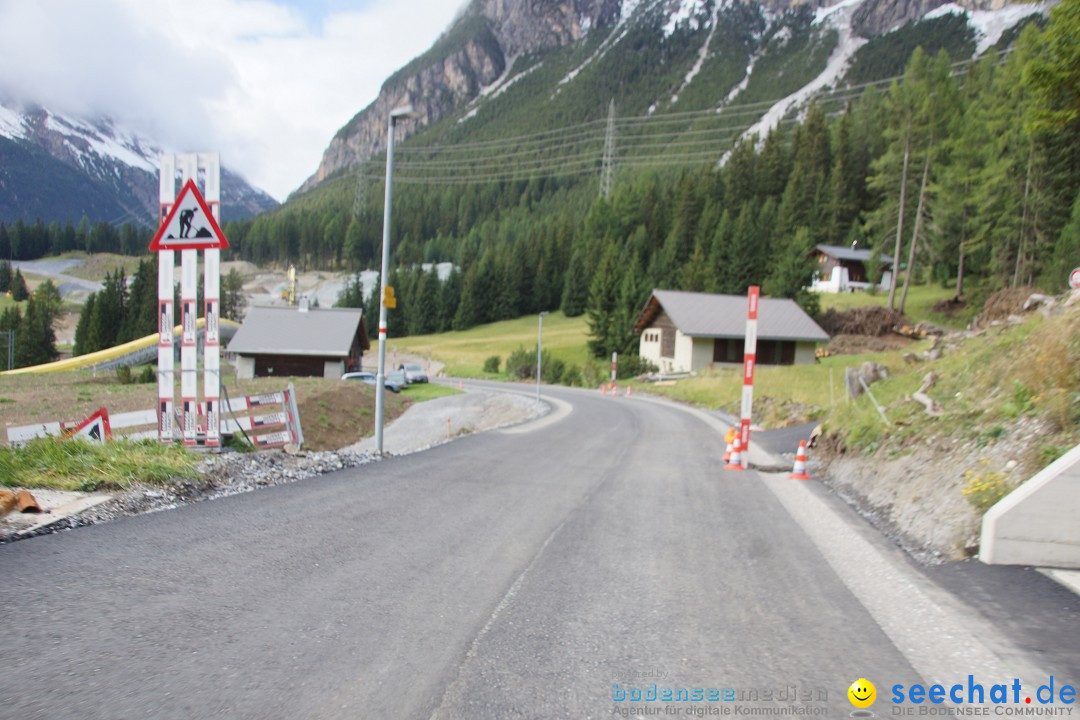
left=391, top=312, right=591, bottom=377
left=0, top=367, right=459, bottom=489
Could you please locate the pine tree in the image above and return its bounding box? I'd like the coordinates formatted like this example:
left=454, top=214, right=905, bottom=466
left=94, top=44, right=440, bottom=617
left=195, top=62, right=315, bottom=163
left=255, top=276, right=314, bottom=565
left=586, top=245, right=621, bottom=358
left=11, top=269, right=29, bottom=301
left=73, top=294, right=96, bottom=356
left=560, top=250, right=589, bottom=317
left=437, top=268, right=462, bottom=332
left=0, top=260, right=11, bottom=292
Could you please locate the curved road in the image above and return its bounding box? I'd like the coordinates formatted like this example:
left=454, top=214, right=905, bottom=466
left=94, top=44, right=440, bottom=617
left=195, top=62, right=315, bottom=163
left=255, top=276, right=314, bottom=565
left=0, top=384, right=1074, bottom=719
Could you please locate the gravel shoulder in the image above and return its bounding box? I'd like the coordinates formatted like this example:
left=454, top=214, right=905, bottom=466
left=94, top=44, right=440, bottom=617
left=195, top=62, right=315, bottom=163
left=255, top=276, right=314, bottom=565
left=344, top=386, right=546, bottom=456
left=1, top=385, right=543, bottom=543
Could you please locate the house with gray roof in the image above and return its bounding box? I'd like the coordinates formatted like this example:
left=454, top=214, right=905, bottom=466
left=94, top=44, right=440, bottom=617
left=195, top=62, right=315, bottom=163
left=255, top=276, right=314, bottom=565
left=227, top=303, right=370, bottom=380
left=633, top=290, right=829, bottom=374
left=810, top=244, right=894, bottom=293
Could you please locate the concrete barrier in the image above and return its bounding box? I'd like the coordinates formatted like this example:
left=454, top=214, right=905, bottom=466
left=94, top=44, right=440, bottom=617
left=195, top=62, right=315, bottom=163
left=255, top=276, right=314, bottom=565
left=980, top=443, right=1080, bottom=569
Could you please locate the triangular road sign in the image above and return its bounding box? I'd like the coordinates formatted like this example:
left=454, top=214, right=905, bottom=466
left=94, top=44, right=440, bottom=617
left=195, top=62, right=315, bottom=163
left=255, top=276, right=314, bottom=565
left=149, top=179, right=229, bottom=251
left=66, top=407, right=112, bottom=444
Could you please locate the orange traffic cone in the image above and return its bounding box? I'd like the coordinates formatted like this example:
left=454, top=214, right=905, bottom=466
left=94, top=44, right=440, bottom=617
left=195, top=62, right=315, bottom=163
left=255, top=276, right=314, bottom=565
left=625, top=386, right=632, bottom=398
left=722, top=428, right=735, bottom=462
left=724, top=436, right=744, bottom=471
left=458, top=379, right=464, bottom=391
left=789, top=440, right=810, bottom=480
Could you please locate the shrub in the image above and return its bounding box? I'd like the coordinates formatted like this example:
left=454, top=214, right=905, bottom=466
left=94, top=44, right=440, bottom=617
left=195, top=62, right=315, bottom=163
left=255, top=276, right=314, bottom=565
left=616, top=354, right=658, bottom=379
left=137, top=365, right=157, bottom=384
left=545, top=357, right=566, bottom=384
left=505, top=346, right=537, bottom=379
left=561, top=363, right=583, bottom=386
left=483, top=355, right=501, bottom=374
left=115, top=366, right=133, bottom=385
left=962, top=461, right=1014, bottom=513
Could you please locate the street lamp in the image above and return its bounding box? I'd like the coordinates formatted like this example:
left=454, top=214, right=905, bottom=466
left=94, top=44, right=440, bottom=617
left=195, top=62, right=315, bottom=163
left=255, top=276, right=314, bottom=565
left=375, top=104, right=420, bottom=455
left=536, top=311, right=549, bottom=403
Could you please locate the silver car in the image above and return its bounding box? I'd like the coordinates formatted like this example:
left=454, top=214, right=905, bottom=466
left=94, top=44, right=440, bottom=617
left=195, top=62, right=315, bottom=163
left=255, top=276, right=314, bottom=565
left=400, top=363, right=429, bottom=384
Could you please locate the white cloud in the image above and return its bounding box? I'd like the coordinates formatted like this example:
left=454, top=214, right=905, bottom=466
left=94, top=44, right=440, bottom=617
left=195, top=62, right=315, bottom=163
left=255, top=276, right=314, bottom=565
left=0, top=0, right=464, bottom=201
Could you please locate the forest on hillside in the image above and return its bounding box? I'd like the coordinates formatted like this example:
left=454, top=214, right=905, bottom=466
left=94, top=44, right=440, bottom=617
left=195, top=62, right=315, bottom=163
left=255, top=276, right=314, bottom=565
left=236, top=4, right=1079, bottom=359
left=2, top=1, right=1078, bottom=367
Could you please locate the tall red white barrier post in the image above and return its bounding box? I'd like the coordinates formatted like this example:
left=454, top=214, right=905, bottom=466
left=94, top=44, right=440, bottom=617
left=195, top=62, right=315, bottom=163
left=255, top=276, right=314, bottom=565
left=152, top=153, right=228, bottom=446
left=739, top=286, right=760, bottom=456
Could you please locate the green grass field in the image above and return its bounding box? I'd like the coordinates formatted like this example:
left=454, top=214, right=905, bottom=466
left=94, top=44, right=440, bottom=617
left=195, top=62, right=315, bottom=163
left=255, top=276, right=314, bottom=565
left=391, top=312, right=591, bottom=378
left=402, top=382, right=462, bottom=402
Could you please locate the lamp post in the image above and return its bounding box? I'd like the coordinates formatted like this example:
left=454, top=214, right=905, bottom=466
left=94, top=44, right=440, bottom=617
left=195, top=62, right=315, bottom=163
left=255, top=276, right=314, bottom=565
left=375, top=104, right=419, bottom=455
left=536, top=311, right=549, bottom=403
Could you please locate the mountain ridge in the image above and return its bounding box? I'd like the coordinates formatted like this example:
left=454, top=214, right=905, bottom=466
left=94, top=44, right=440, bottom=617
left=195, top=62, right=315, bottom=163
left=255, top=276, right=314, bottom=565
left=0, top=100, right=278, bottom=226
left=297, top=0, right=1050, bottom=197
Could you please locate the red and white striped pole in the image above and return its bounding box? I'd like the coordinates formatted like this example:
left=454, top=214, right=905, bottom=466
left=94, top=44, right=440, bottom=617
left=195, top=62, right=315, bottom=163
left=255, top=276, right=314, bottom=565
left=611, top=352, right=617, bottom=382
left=739, top=286, right=760, bottom=456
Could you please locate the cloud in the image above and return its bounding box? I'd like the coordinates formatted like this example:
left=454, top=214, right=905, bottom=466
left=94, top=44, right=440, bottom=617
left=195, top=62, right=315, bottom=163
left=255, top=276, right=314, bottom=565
left=0, top=0, right=464, bottom=201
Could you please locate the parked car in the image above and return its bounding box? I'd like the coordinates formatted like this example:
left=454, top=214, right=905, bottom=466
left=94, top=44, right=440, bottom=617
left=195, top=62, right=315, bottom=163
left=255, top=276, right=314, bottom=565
left=400, top=363, right=429, bottom=384
left=386, top=369, right=409, bottom=389
left=341, top=371, right=403, bottom=393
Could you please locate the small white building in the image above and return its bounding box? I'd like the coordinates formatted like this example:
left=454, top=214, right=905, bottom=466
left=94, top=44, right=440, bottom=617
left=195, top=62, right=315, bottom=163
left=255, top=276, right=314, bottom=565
left=809, top=244, right=893, bottom=293
left=634, top=289, right=829, bottom=374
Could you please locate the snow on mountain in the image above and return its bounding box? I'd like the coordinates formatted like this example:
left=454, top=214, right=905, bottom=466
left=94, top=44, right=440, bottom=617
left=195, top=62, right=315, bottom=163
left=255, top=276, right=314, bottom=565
left=741, top=0, right=867, bottom=143
left=0, top=99, right=277, bottom=224
left=925, top=1, right=1052, bottom=54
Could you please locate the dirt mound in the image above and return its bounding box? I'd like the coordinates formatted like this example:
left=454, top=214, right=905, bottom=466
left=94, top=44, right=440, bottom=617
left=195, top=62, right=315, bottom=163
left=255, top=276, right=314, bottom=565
left=818, top=306, right=908, bottom=337
left=827, top=333, right=913, bottom=355
left=931, top=296, right=967, bottom=316
left=978, top=287, right=1038, bottom=325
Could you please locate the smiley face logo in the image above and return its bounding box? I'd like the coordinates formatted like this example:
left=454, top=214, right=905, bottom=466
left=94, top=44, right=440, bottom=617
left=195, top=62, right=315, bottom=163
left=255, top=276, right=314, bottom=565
left=848, top=678, right=876, bottom=708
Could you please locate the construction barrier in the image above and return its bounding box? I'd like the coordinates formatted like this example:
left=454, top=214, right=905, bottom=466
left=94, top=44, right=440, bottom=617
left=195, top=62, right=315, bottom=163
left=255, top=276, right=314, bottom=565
left=789, top=440, right=810, bottom=480
left=724, top=436, right=745, bottom=471
left=6, top=384, right=303, bottom=450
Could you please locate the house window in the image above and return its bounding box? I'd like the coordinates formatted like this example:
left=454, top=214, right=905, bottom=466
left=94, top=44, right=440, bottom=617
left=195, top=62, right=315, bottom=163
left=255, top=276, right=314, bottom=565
left=756, top=340, right=797, bottom=365
left=712, top=339, right=743, bottom=364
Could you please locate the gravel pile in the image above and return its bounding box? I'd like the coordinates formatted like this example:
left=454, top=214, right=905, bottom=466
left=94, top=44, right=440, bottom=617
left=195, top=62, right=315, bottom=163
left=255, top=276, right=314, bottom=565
left=2, top=448, right=377, bottom=543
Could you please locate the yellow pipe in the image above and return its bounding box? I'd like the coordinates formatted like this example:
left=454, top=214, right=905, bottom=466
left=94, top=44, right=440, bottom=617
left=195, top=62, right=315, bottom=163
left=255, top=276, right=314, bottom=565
left=1, top=318, right=241, bottom=376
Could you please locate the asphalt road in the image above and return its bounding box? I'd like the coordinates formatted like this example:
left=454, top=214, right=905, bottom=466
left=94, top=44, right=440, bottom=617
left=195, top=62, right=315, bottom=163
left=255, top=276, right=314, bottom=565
left=0, top=384, right=1072, bottom=719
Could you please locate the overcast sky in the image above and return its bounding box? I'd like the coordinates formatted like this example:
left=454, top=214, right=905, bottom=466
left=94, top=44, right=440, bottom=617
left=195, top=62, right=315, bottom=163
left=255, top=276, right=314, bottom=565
left=0, top=0, right=465, bottom=201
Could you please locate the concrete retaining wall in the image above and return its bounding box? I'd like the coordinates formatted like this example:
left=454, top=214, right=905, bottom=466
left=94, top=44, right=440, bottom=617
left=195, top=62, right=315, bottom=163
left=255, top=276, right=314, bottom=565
left=980, top=443, right=1080, bottom=569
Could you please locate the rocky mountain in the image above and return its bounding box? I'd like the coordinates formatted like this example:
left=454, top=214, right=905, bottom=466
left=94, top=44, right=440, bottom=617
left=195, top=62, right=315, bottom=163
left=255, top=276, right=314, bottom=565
left=299, top=0, right=1051, bottom=196
left=0, top=101, right=278, bottom=226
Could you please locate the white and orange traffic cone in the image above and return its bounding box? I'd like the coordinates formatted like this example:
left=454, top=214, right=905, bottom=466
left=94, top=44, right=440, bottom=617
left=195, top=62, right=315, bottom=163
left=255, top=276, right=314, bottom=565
left=789, top=440, right=810, bottom=481
left=722, top=428, right=735, bottom=462
left=625, top=386, right=633, bottom=398
left=458, top=379, right=464, bottom=391
left=724, top=436, right=744, bottom=471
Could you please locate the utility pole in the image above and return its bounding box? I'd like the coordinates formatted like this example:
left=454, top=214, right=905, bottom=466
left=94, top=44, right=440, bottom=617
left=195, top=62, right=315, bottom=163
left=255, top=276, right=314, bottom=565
left=600, top=99, right=616, bottom=200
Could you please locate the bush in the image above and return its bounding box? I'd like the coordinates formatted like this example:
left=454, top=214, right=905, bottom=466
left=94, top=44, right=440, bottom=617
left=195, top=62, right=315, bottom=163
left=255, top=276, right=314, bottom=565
left=962, top=461, right=1014, bottom=513
left=483, top=355, right=501, bottom=374
left=115, top=366, right=132, bottom=385
left=545, top=357, right=566, bottom=384
left=505, top=346, right=533, bottom=379
left=137, top=365, right=157, bottom=384
left=616, top=354, right=658, bottom=379
left=561, top=363, right=583, bottom=386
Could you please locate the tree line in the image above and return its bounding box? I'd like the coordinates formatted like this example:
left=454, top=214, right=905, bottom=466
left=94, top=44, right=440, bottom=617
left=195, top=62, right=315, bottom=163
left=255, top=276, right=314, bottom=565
left=0, top=217, right=154, bottom=260
left=5, top=2, right=1077, bottom=368
left=251, top=5, right=1080, bottom=360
